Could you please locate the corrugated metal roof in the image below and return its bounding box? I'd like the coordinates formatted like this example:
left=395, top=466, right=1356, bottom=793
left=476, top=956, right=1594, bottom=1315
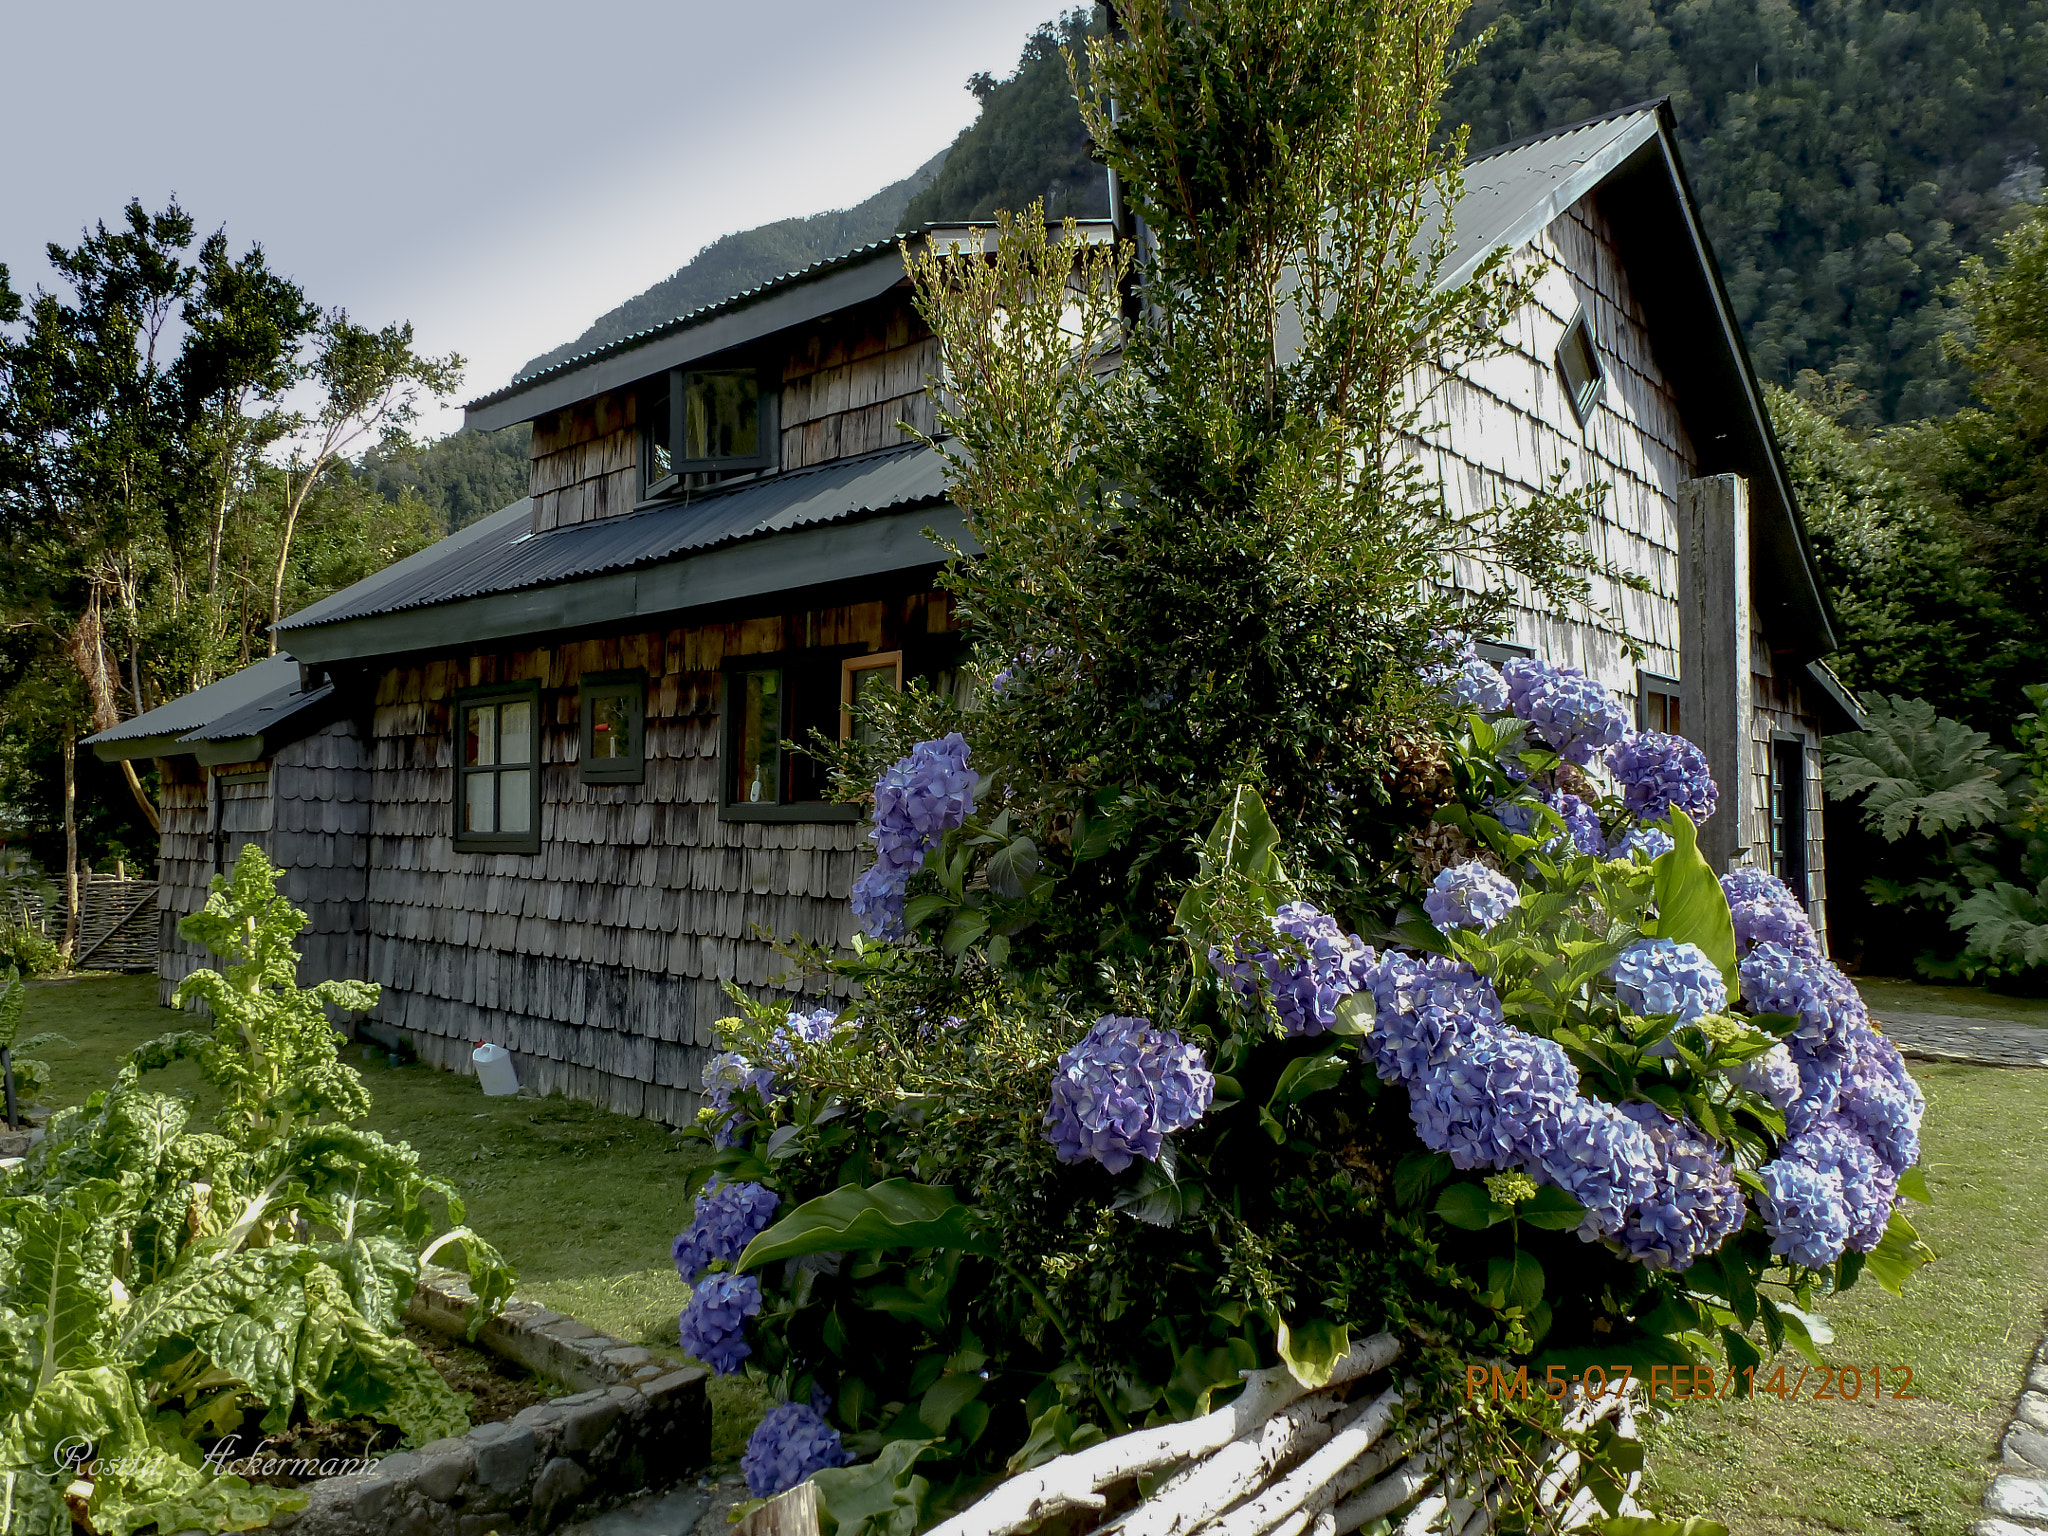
left=185, top=676, right=334, bottom=743
left=278, top=440, right=951, bottom=632
left=468, top=236, right=913, bottom=413
left=1434, top=105, right=1662, bottom=289
left=83, top=653, right=301, bottom=748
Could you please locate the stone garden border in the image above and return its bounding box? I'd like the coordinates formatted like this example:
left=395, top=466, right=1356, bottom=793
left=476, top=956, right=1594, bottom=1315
left=187, top=1268, right=709, bottom=1536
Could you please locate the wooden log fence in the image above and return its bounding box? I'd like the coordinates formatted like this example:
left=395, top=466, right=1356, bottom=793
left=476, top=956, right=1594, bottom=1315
left=737, top=1337, right=1649, bottom=1536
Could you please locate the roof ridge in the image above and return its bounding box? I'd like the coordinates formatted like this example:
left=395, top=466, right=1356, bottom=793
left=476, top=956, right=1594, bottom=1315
left=1464, top=98, right=1669, bottom=169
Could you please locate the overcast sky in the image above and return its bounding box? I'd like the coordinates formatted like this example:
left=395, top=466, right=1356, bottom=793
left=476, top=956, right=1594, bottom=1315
left=1, top=1, right=1063, bottom=435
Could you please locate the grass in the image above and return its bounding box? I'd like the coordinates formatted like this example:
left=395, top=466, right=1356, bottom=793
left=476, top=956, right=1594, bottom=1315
left=19, top=972, right=765, bottom=1459
left=1854, top=976, right=2048, bottom=1027
left=24, top=975, right=2048, bottom=1500
left=1641, top=1061, right=2048, bottom=1535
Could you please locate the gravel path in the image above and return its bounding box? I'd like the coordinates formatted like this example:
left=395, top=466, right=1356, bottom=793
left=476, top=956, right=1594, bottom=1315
left=1869, top=1011, right=2048, bottom=1069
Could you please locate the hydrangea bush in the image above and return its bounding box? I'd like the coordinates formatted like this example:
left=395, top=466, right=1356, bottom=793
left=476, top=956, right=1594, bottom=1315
left=671, top=668, right=1933, bottom=1529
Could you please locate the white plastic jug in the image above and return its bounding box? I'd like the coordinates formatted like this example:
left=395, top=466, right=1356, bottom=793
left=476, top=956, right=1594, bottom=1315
left=472, top=1042, right=520, bottom=1097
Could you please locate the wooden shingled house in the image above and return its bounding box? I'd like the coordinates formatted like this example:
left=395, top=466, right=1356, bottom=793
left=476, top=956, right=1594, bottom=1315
left=91, top=102, right=1861, bottom=1123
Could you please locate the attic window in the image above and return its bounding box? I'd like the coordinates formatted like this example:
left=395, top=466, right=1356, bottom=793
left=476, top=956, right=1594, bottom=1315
left=1555, top=308, right=1605, bottom=424
left=642, top=367, right=778, bottom=498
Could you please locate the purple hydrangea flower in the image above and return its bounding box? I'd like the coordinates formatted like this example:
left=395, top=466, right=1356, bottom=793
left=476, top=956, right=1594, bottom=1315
left=1605, top=731, right=1719, bottom=824
left=678, top=1272, right=762, bottom=1375
left=702, top=1006, right=838, bottom=1146
left=1739, top=943, right=1853, bottom=1044
left=1500, top=657, right=1632, bottom=766
left=1044, top=1016, right=1215, bottom=1173
left=1212, top=901, right=1373, bottom=1037
left=1613, top=1102, right=1747, bottom=1271
left=672, top=1178, right=781, bottom=1284
left=1836, top=1033, right=1924, bottom=1174
left=1721, top=867, right=1820, bottom=957
left=1423, top=863, right=1521, bottom=932
left=742, top=1400, right=854, bottom=1498
left=1609, top=938, right=1728, bottom=1025
left=1607, top=824, right=1675, bottom=862
left=853, top=734, right=977, bottom=938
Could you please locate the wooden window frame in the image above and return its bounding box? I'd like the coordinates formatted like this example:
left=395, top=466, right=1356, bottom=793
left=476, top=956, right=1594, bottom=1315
left=1636, top=669, right=1683, bottom=735
left=580, top=669, right=646, bottom=785
left=840, top=651, right=903, bottom=741
left=453, top=681, right=543, bottom=855
left=1555, top=306, right=1606, bottom=425
left=718, top=657, right=860, bottom=825
left=674, top=366, right=778, bottom=475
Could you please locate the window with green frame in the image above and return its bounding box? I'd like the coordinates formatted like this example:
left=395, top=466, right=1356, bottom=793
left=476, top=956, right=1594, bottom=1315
left=454, top=682, right=542, bottom=853
left=720, top=653, right=859, bottom=823
left=580, top=670, right=645, bottom=785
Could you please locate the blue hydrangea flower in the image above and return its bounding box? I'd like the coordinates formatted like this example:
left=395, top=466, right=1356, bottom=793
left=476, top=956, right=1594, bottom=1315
left=1539, top=1098, right=1658, bottom=1240
left=1605, top=731, right=1719, bottom=824
left=1360, top=952, right=1504, bottom=1083
left=1500, top=657, right=1632, bottom=766
left=1728, top=1043, right=1802, bottom=1111
left=1423, top=863, right=1520, bottom=932
left=1756, top=1151, right=1851, bottom=1269
left=1738, top=943, right=1853, bottom=1044
left=1212, top=901, right=1373, bottom=1036
left=1491, top=790, right=1604, bottom=857
left=1836, top=1033, right=1924, bottom=1174
left=1613, top=1102, right=1747, bottom=1271
left=678, top=1272, right=761, bottom=1375
left=672, top=1178, right=781, bottom=1284
left=742, top=1400, right=854, bottom=1498
left=703, top=1006, right=838, bottom=1146
left=1423, top=636, right=1510, bottom=713
left=853, top=734, right=977, bottom=938
left=1607, top=824, right=1675, bottom=862
left=1044, top=1016, right=1215, bottom=1173
left=1609, top=939, right=1728, bottom=1024
left=1406, top=1024, right=1581, bottom=1171
left=1721, top=867, right=1819, bottom=956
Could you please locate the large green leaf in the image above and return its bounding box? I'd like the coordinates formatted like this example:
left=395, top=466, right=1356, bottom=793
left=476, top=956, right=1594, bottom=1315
left=738, top=1180, right=999, bottom=1270
left=6, top=1184, right=124, bottom=1384
left=1653, top=808, right=1738, bottom=991
left=1861, top=1209, right=1938, bottom=1295
left=1824, top=695, right=2012, bottom=841
left=1948, top=877, right=2048, bottom=969
left=1173, top=785, right=1297, bottom=965
left=1274, top=1316, right=1350, bottom=1388
left=811, top=1437, right=932, bottom=1536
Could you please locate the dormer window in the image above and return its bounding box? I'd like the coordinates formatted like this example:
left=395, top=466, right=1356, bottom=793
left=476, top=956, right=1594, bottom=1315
left=642, top=366, right=778, bottom=498
left=1555, top=307, right=1604, bottom=425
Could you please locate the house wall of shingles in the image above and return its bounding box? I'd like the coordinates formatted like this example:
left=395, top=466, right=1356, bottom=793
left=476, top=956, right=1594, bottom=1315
left=155, top=756, right=213, bottom=1005
left=779, top=296, right=939, bottom=471
left=272, top=721, right=374, bottom=990
left=1411, top=191, right=1693, bottom=706
left=1747, top=616, right=1832, bottom=950
left=529, top=392, right=638, bottom=534
left=360, top=592, right=957, bottom=1122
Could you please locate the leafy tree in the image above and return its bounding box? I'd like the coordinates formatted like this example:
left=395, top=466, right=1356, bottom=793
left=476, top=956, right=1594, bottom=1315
left=354, top=424, right=530, bottom=531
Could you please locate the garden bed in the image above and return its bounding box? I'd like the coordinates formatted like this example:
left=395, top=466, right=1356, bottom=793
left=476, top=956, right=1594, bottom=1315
left=174, top=1270, right=710, bottom=1536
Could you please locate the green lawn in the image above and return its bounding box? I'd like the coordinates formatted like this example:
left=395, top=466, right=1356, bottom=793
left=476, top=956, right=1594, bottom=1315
left=19, top=974, right=2047, bottom=1500
left=1642, top=1062, right=2048, bottom=1535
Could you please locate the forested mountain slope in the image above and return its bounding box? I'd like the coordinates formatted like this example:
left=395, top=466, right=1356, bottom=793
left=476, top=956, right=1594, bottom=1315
left=510, top=3, right=2045, bottom=426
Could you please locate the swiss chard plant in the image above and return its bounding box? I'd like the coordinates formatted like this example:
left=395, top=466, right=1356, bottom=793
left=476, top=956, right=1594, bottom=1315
left=0, top=850, right=513, bottom=1536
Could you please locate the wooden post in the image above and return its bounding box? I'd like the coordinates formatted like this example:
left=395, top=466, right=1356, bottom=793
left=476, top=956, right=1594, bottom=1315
left=733, top=1480, right=820, bottom=1536
left=1676, top=475, right=1752, bottom=874
left=61, top=728, right=80, bottom=962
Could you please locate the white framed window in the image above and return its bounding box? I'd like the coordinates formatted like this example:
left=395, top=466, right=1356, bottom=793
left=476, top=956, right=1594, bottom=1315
left=1555, top=306, right=1605, bottom=425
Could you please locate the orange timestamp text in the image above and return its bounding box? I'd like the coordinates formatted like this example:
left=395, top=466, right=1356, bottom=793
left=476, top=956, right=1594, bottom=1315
left=1465, top=1361, right=1917, bottom=1403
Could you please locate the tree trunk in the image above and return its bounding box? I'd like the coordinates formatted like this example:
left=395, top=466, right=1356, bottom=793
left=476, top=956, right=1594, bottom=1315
left=61, top=730, right=79, bottom=963
left=68, top=585, right=160, bottom=829
left=269, top=463, right=321, bottom=654
left=121, top=759, right=161, bottom=833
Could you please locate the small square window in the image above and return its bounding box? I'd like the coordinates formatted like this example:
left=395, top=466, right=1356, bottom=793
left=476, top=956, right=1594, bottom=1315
left=580, top=670, right=646, bottom=785
left=1555, top=307, right=1605, bottom=425
left=841, top=651, right=903, bottom=744
left=719, top=655, right=860, bottom=823
left=1638, top=670, right=1682, bottom=735
left=642, top=367, right=777, bottom=499
left=455, top=683, right=542, bottom=853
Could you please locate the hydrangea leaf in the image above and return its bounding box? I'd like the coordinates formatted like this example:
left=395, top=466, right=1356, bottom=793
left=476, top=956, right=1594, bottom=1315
left=1004, top=1404, right=1105, bottom=1476
left=737, top=1180, right=1000, bottom=1271
left=1896, top=1165, right=1932, bottom=1203
left=1518, top=1186, right=1588, bottom=1231
left=1651, top=809, right=1738, bottom=992
left=1274, top=1315, right=1350, bottom=1388
left=1433, top=1183, right=1508, bottom=1230
left=1860, top=1210, right=1937, bottom=1296
left=1487, top=1249, right=1545, bottom=1313
left=809, top=1436, right=931, bottom=1536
